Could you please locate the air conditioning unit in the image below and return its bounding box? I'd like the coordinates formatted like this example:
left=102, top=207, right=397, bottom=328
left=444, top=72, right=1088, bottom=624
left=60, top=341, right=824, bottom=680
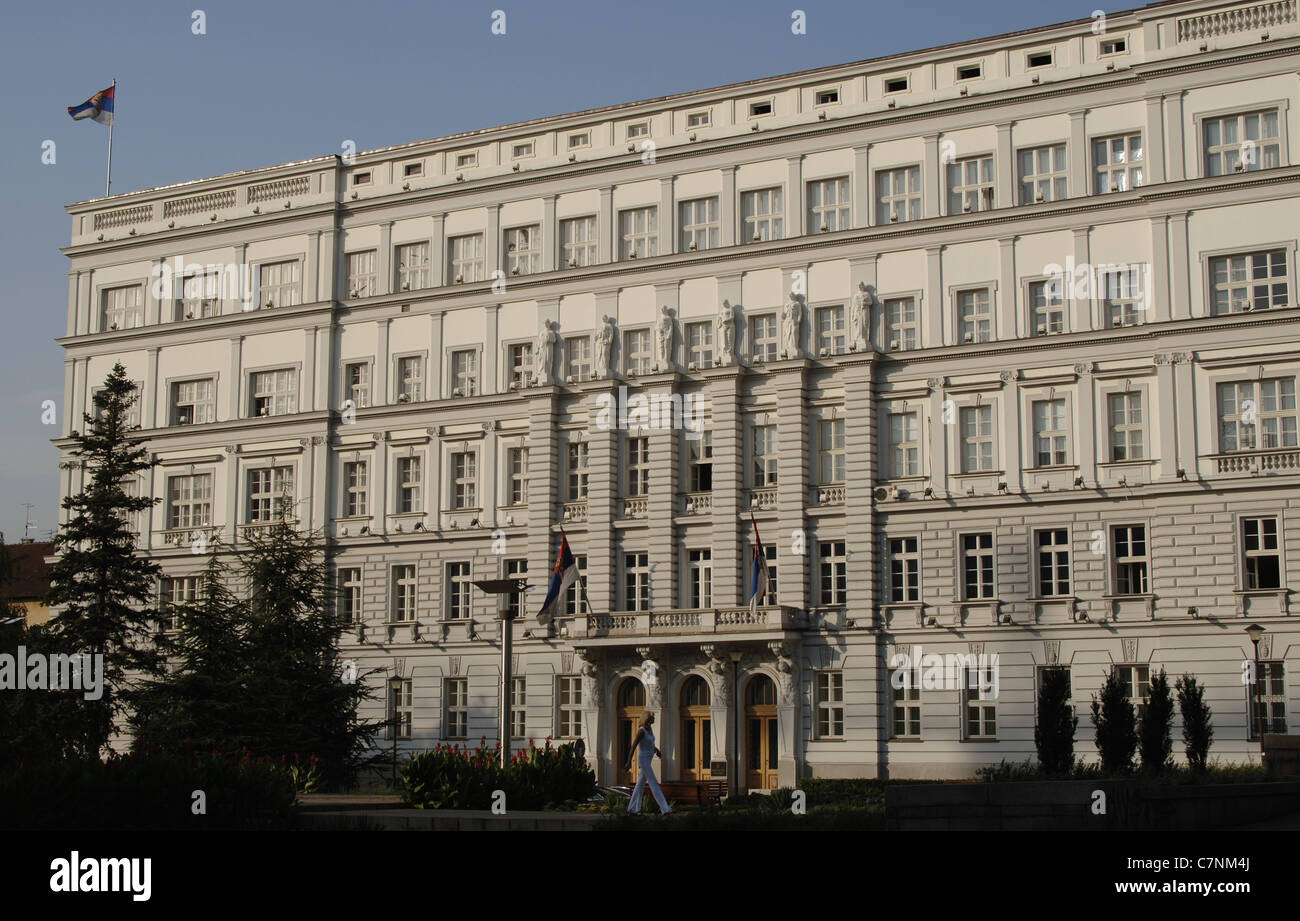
left=873, top=486, right=890, bottom=501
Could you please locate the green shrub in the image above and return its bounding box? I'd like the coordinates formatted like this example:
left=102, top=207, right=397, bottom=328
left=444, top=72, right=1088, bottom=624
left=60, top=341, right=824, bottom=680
left=400, top=737, right=596, bottom=810
left=1139, top=669, right=1175, bottom=774
left=1092, top=670, right=1137, bottom=774
left=1035, top=666, right=1077, bottom=774
left=1176, top=675, right=1214, bottom=772
left=797, top=778, right=887, bottom=805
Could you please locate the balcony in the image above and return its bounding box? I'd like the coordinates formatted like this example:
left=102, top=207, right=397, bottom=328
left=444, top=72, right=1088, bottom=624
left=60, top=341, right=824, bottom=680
left=1211, top=449, right=1300, bottom=476
left=621, top=497, right=649, bottom=519
left=579, top=605, right=802, bottom=645
left=812, top=484, right=845, bottom=506
left=681, top=491, right=713, bottom=515
left=237, top=518, right=299, bottom=540
left=561, top=500, right=588, bottom=522
left=747, top=486, right=778, bottom=511
left=157, top=524, right=221, bottom=548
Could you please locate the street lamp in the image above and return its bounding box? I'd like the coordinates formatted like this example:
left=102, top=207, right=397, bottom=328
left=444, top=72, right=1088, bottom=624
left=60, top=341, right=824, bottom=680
left=474, top=577, right=528, bottom=769
left=1245, top=623, right=1266, bottom=760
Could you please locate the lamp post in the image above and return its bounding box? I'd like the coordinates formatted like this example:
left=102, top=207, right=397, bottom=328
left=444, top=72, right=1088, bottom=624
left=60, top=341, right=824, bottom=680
left=1245, top=623, right=1266, bottom=761
left=474, top=577, right=528, bottom=769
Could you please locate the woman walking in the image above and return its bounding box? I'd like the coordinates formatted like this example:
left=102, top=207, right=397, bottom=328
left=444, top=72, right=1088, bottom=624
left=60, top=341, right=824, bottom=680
left=626, top=712, right=672, bottom=814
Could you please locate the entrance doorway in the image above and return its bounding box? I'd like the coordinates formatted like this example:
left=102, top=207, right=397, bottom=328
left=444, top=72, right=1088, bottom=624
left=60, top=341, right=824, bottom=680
left=745, top=675, right=778, bottom=790
left=615, top=677, right=645, bottom=785
left=679, top=676, right=712, bottom=781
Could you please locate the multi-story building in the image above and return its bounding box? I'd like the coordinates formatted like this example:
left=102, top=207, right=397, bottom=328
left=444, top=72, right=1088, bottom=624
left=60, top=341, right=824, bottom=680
left=57, top=0, right=1300, bottom=783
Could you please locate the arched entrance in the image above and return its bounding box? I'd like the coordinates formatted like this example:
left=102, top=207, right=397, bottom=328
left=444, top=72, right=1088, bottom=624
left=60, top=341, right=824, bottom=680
left=679, top=675, right=712, bottom=781
left=745, top=675, right=778, bottom=790
left=615, top=677, right=645, bottom=785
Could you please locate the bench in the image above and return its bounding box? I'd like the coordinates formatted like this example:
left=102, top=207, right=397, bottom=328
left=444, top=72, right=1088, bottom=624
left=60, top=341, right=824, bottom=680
left=658, top=779, right=727, bottom=806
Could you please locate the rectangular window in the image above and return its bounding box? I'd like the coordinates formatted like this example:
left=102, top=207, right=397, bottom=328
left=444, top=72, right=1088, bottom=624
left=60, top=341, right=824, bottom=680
left=1036, top=666, right=1074, bottom=721
left=171, top=378, right=215, bottom=426
left=618, top=207, right=658, bottom=260
left=504, top=225, right=541, bottom=276
left=506, top=447, right=528, bottom=506
left=343, top=460, right=368, bottom=517
left=885, top=297, right=918, bottom=351
left=565, top=335, right=592, bottom=381
left=445, top=677, right=468, bottom=738
left=1248, top=662, right=1287, bottom=737
left=557, top=676, right=583, bottom=738
left=568, top=132, right=590, bottom=150
left=560, top=216, right=598, bottom=267
left=817, top=673, right=844, bottom=738
left=960, top=405, right=994, bottom=472
left=258, top=261, right=301, bottom=309
left=1103, top=266, right=1147, bottom=327
left=512, top=141, right=534, bottom=159
left=884, top=75, right=909, bottom=93
left=403, top=162, right=424, bottom=177
left=888, top=412, right=920, bottom=477
left=1030, top=280, right=1065, bottom=335
left=1204, top=110, right=1281, bottom=176
left=510, top=676, right=527, bottom=739
left=1093, top=134, right=1144, bottom=193
left=626, top=122, right=649, bottom=139
left=448, top=234, right=485, bottom=283
left=344, top=362, right=371, bottom=409
left=819, top=418, right=845, bottom=484
left=1112, top=525, right=1149, bottom=595
left=1032, top=398, right=1068, bottom=466
left=749, top=313, right=779, bottom=362
left=346, top=250, right=377, bottom=297
left=388, top=678, right=412, bottom=741
left=446, top=562, right=471, bottom=619
left=1027, top=50, right=1054, bottom=68
left=1099, top=36, right=1127, bottom=55
left=751, top=424, right=778, bottom=487
left=249, top=368, right=296, bottom=418
left=815, top=88, right=840, bottom=105
left=685, top=321, right=713, bottom=369
left=455, top=152, right=478, bottom=169
left=741, top=187, right=784, bottom=243
left=1018, top=144, right=1068, bottom=203
left=749, top=101, right=773, bottom=118
left=450, top=451, right=477, bottom=509
left=964, top=665, right=997, bottom=739
left=1242, top=517, right=1281, bottom=590
left=396, top=456, right=422, bottom=514
left=957, top=63, right=982, bottom=80
left=678, top=197, right=720, bottom=251
left=1108, top=392, right=1145, bottom=461
left=396, top=356, right=423, bottom=403
left=102, top=284, right=143, bottom=330
left=688, top=431, right=713, bottom=492
left=177, top=271, right=219, bottom=319
left=623, top=328, right=651, bottom=375
left=893, top=680, right=921, bottom=738
left=807, top=176, right=851, bottom=232
left=353, top=172, right=371, bottom=186
left=815, top=305, right=846, bottom=355
left=451, top=349, right=479, bottom=396
left=876, top=166, right=922, bottom=223
left=504, top=558, right=527, bottom=620
left=686, top=111, right=710, bottom=128
left=1115, top=664, right=1151, bottom=722
left=818, top=540, right=847, bottom=606
left=247, top=466, right=293, bottom=522
left=957, top=289, right=992, bottom=343
left=626, top=436, right=650, bottom=497
left=567, top=440, right=589, bottom=500
left=337, top=567, right=362, bottom=625
left=888, top=537, right=920, bottom=602
left=564, top=554, right=588, bottom=615
left=687, top=549, right=712, bottom=608
left=1036, top=529, right=1071, bottom=596
left=1209, top=250, right=1288, bottom=314
left=1218, top=378, right=1298, bottom=451
left=167, top=473, right=212, bottom=529
left=961, top=533, right=995, bottom=600
left=947, top=156, right=995, bottom=214
left=508, top=342, right=533, bottom=389
left=623, top=552, right=650, bottom=611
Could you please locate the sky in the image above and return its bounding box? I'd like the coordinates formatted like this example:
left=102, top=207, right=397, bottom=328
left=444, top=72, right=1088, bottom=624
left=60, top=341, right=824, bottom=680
left=0, top=0, right=1107, bottom=542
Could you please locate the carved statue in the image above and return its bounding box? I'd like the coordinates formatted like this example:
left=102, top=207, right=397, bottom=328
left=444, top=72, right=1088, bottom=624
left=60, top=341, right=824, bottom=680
left=533, top=319, right=557, bottom=386
left=594, top=314, right=615, bottom=379
left=781, top=291, right=802, bottom=358
left=580, top=658, right=602, bottom=708
left=715, top=299, right=736, bottom=366
left=850, top=282, right=871, bottom=352
left=655, top=305, right=674, bottom=371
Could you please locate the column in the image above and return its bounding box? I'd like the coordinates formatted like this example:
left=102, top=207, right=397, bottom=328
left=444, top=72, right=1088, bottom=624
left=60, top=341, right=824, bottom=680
left=486, top=204, right=501, bottom=277
left=923, top=135, right=940, bottom=220
left=658, top=178, right=674, bottom=256
left=302, top=328, right=317, bottom=413
left=1001, top=376, right=1023, bottom=494
left=998, top=238, right=1016, bottom=341
left=995, top=123, right=1014, bottom=209
left=1166, top=93, right=1186, bottom=182
left=374, top=437, right=390, bottom=534
left=319, top=228, right=337, bottom=302
left=1076, top=366, right=1097, bottom=488
left=144, top=347, right=160, bottom=429
left=431, top=214, right=447, bottom=286
left=928, top=378, right=949, bottom=493
left=926, top=246, right=944, bottom=348
left=305, top=230, right=321, bottom=303
left=1155, top=358, right=1178, bottom=481
left=775, top=367, right=809, bottom=609
left=854, top=145, right=872, bottom=227
left=1148, top=215, right=1172, bottom=324
left=1069, top=111, right=1087, bottom=198
left=146, top=257, right=165, bottom=325
left=720, top=166, right=736, bottom=247
left=1173, top=356, right=1195, bottom=476
left=1072, top=227, right=1092, bottom=332
left=377, top=222, right=393, bottom=296
left=645, top=379, right=677, bottom=607
left=598, top=188, right=614, bottom=264
left=376, top=319, right=391, bottom=403
left=1168, top=212, right=1191, bottom=319
left=709, top=370, right=743, bottom=605
left=785, top=157, right=803, bottom=238
left=587, top=383, right=619, bottom=614
left=1144, top=96, right=1167, bottom=184
left=542, top=195, right=557, bottom=272
left=430, top=312, right=444, bottom=399
left=484, top=305, right=499, bottom=395
left=527, top=392, right=561, bottom=613
left=226, top=337, right=243, bottom=419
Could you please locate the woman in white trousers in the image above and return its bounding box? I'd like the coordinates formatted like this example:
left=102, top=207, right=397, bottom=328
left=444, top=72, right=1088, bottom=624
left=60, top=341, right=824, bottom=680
left=626, top=712, right=672, bottom=814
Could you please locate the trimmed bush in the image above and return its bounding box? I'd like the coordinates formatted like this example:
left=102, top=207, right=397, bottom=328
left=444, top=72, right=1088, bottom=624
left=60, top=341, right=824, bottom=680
left=1092, top=670, right=1137, bottom=774
left=1034, top=666, right=1077, bottom=774
left=1176, top=674, right=1214, bottom=773
left=797, top=778, right=887, bottom=805
left=1139, top=669, right=1175, bottom=774
left=400, top=737, right=596, bottom=810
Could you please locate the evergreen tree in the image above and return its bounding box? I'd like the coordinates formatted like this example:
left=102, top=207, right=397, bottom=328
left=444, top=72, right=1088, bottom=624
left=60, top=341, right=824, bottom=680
left=1175, top=674, right=1214, bottom=772
left=1091, top=669, right=1137, bottom=774
left=1138, top=668, right=1174, bottom=773
left=45, top=364, right=162, bottom=758
left=1034, top=666, right=1077, bottom=774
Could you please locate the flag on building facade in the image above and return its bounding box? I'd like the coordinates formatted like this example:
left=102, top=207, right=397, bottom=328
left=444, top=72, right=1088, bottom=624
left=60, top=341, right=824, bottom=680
left=749, top=515, right=769, bottom=613
left=68, top=85, right=115, bottom=125
left=538, top=531, right=579, bottom=619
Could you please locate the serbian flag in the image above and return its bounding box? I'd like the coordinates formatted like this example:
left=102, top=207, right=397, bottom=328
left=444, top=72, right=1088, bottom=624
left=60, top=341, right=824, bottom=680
left=538, top=532, right=579, bottom=619
left=749, top=515, right=769, bottom=613
left=68, top=85, right=115, bottom=125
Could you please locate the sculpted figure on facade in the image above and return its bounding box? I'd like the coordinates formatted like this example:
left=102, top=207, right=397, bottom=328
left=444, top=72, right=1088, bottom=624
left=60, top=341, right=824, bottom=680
left=580, top=658, right=602, bottom=708
left=655, top=305, right=674, bottom=371
left=715, top=299, right=736, bottom=366
left=781, top=291, right=803, bottom=358
left=594, top=314, right=615, bottom=379
left=533, top=319, right=557, bottom=386
left=850, top=282, right=871, bottom=352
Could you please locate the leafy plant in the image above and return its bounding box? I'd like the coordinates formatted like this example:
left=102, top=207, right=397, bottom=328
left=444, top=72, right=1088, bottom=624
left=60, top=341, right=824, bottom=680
left=1139, top=669, right=1174, bottom=774
left=1091, top=669, right=1137, bottom=775
left=1175, top=674, right=1214, bottom=772
left=1034, top=666, right=1077, bottom=774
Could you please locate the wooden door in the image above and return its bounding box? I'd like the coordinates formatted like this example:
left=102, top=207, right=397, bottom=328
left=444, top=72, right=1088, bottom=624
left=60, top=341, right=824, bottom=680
left=679, top=676, right=712, bottom=781
left=615, top=678, right=645, bottom=785
left=745, top=675, right=778, bottom=790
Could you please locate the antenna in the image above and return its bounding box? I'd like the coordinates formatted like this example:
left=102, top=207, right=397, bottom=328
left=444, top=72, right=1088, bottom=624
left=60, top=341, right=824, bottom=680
left=21, top=504, right=35, bottom=542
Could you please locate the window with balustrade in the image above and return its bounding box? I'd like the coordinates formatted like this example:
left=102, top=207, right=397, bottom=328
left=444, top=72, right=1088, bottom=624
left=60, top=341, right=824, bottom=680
left=626, top=436, right=650, bottom=497
left=688, top=432, right=712, bottom=492
left=1203, top=110, right=1281, bottom=177
left=751, top=424, right=778, bottom=487
left=167, top=473, right=212, bottom=530
left=819, top=418, right=845, bottom=484
left=1218, top=378, right=1297, bottom=452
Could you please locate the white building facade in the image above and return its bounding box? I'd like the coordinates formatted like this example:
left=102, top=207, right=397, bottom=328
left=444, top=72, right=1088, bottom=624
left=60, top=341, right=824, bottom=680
left=58, top=0, right=1300, bottom=782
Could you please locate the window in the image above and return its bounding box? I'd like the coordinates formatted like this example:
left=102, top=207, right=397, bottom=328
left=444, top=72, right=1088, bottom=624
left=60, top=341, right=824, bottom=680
left=1218, top=378, right=1298, bottom=451
left=1036, top=529, right=1070, bottom=596
left=1094, top=134, right=1144, bottom=193
left=888, top=411, right=920, bottom=477
left=1112, top=525, right=1149, bottom=595
left=450, top=451, right=477, bottom=509
left=446, top=562, right=471, bottom=619
left=344, top=362, right=370, bottom=409
left=396, top=356, right=423, bottom=402
left=686, top=110, right=710, bottom=128
left=762, top=543, right=779, bottom=600
left=560, top=216, right=598, bottom=267
left=876, top=166, right=921, bottom=223
left=741, top=187, right=784, bottom=242
left=961, top=533, right=995, bottom=600
left=161, top=576, right=200, bottom=632
left=687, top=549, right=712, bottom=608
left=749, top=100, right=773, bottom=117
left=815, top=305, right=846, bottom=355
left=1103, top=266, right=1147, bottom=327
left=557, top=676, right=583, bottom=738
left=510, top=676, right=526, bottom=739
left=565, top=336, right=592, bottom=381
left=626, top=436, right=650, bottom=497
left=885, top=297, right=918, bottom=350
left=247, top=466, right=293, bottom=522
left=1032, top=399, right=1068, bottom=466
left=346, top=250, right=377, bottom=297
left=1099, top=36, right=1127, bottom=55
left=444, top=677, right=468, bottom=738
left=455, top=152, right=478, bottom=169
left=623, top=328, right=651, bottom=375
left=623, top=552, right=650, bottom=611
left=250, top=368, right=296, bottom=417
left=751, top=424, right=778, bottom=487
left=504, top=558, right=527, bottom=620
left=1108, top=392, right=1145, bottom=461
left=964, top=664, right=997, bottom=739
left=818, top=540, right=846, bottom=606
left=816, top=673, right=844, bottom=737
left=957, top=288, right=992, bottom=343
left=618, top=207, right=657, bottom=260
left=807, top=176, right=851, bottom=232
left=102, top=284, right=143, bottom=330
left=403, top=161, right=423, bottom=178
left=749, top=313, right=779, bottom=362
left=512, top=141, right=534, bottom=159
left=1209, top=250, right=1288, bottom=314
left=1248, top=662, right=1287, bottom=737
left=451, top=349, right=478, bottom=396
left=343, top=460, right=368, bottom=517
left=167, top=473, right=212, bottom=529
left=337, top=567, right=362, bottom=625
left=504, top=225, right=541, bottom=276
left=564, top=554, right=588, bottom=615
left=688, top=431, right=713, bottom=492
left=171, top=378, right=215, bottom=426
left=505, top=447, right=528, bottom=506
left=819, top=418, right=845, bottom=484
left=1115, top=664, right=1150, bottom=721
left=1242, top=517, right=1281, bottom=589
left=177, top=271, right=219, bottom=319
left=396, top=456, right=422, bottom=514
left=568, top=132, right=590, bottom=150
left=1203, top=110, right=1281, bottom=176
left=888, top=537, right=920, bottom=602
left=1027, top=50, right=1053, bottom=68
left=960, top=405, right=994, bottom=472
left=626, top=122, right=649, bottom=139
left=893, top=680, right=921, bottom=738
left=258, top=261, right=301, bottom=309
left=1018, top=144, right=1067, bottom=203
left=815, top=88, right=839, bottom=105
left=567, top=440, right=589, bottom=499
left=678, top=197, right=720, bottom=251
left=448, top=234, right=485, bottom=283
left=884, top=75, right=909, bottom=93
left=122, top=476, right=145, bottom=534
left=388, top=678, right=412, bottom=740
left=508, top=342, right=533, bottom=389
left=353, top=172, right=371, bottom=186
left=685, top=321, right=713, bottom=369
left=947, top=156, right=994, bottom=214
left=957, top=63, right=982, bottom=80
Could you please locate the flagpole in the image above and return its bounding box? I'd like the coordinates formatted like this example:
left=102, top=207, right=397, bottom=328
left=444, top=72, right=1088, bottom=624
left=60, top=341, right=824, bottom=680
left=105, top=78, right=115, bottom=196
left=562, top=526, right=596, bottom=617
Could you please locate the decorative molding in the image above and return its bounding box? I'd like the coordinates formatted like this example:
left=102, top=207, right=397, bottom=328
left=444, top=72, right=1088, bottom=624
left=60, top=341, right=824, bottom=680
left=1121, top=638, right=1139, bottom=662
left=1044, top=640, right=1061, bottom=667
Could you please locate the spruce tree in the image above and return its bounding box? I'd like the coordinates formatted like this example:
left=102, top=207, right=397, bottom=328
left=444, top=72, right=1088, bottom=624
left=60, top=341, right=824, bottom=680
left=1034, top=666, right=1077, bottom=774
left=1091, top=669, right=1137, bottom=774
left=1138, top=668, right=1174, bottom=773
left=45, top=364, right=162, bottom=758
left=1175, top=674, right=1213, bottom=772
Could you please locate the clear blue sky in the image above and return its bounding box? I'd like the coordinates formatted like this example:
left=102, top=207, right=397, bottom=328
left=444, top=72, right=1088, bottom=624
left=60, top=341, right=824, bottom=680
left=0, top=0, right=1105, bottom=542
